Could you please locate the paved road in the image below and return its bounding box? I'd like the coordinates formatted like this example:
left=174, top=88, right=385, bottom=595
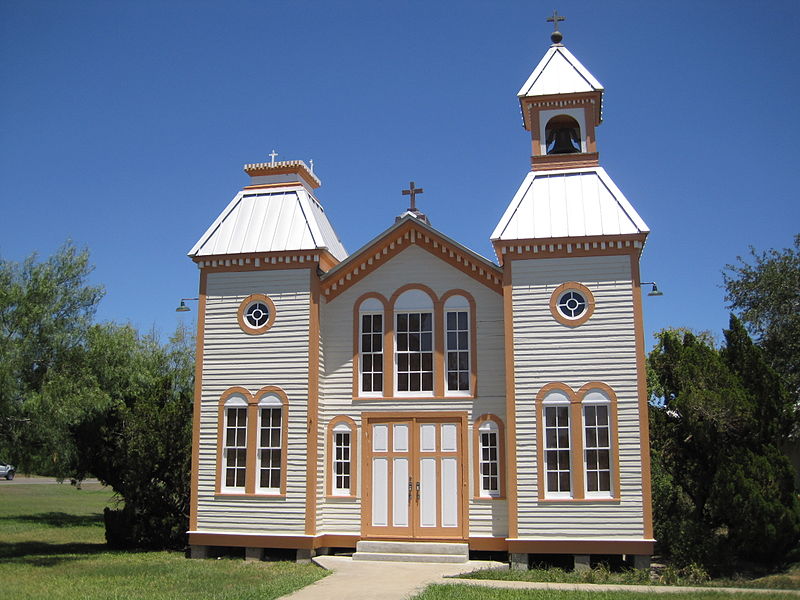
left=0, top=475, right=100, bottom=486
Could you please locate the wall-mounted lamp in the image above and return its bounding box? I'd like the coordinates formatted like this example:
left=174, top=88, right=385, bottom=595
left=641, top=282, right=663, bottom=297
left=176, top=297, right=199, bottom=312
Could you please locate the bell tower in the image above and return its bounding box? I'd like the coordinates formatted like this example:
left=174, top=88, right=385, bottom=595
left=517, top=12, right=604, bottom=171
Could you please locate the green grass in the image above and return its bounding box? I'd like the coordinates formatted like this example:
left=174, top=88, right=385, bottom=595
left=457, top=565, right=800, bottom=591
left=0, top=483, right=326, bottom=599
left=412, top=583, right=797, bottom=600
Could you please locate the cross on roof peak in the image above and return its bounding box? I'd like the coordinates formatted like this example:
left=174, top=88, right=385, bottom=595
left=402, top=181, right=424, bottom=211
left=269, top=149, right=278, bottom=165
left=547, top=9, right=565, bottom=44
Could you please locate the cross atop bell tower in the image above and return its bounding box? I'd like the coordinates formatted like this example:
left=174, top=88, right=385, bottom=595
left=547, top=9, right=565, bottom=44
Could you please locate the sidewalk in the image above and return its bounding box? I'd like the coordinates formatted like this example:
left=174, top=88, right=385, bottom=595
left=279, top=556, right=800, bottom=599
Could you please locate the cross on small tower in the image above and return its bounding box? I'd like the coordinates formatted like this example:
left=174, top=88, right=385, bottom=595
left=547, top=9, right=565, bottom=44
left=269, top=149, right=278, bottom=165
left=402, top=181, right=424, bottom=211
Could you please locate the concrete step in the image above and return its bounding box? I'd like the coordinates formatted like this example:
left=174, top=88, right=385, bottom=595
left=353, top=541, right=469, bottom=563
left=352, top=552, right=467, bottom=563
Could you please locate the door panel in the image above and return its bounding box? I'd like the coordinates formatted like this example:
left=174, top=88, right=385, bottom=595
left=363, top=414, right=466, bottom=539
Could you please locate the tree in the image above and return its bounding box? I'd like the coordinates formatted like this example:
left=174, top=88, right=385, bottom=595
left=0, top=243, right=104, bottom=471
left=648, top=316, right=800, bottom=573
left=66, top=323, right=195, bottom=549
left=723, top=235, right=800, bottom=408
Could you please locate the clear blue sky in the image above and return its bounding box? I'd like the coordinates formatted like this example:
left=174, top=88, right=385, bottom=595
left=1, top=1, right=798, bottom=349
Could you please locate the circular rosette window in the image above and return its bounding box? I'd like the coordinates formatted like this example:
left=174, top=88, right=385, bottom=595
left=237, top=294, right=277, bottom=335
left=550, top=282, right=595, bottom=327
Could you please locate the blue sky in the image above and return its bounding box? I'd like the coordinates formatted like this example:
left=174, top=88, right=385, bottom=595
left=1, top=1, right=798, bottom=349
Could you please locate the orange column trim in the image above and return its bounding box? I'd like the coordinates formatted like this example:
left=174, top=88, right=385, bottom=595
left=501, top=262, right=519, bottom=537
left=630, top=254, right=654, bottom=539
left=306, top=269, right=321, bottom=534
left=189, top=270, right=207, bottom=530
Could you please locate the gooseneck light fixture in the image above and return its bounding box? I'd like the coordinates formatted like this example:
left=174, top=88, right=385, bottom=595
left=641, top=282, right=663, bottom=297
left=175, top=297, right=199, bottom=312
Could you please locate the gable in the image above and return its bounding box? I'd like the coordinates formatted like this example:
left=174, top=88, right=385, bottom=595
left=320, top=218, right=503, bottom=301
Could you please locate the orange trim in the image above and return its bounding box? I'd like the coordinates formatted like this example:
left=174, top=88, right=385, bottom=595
left=237, top=293, right=277, bottom=335
left=468, top=537, right=509, bottom=551
left=577, top=382, right=622, bottom=500
left=326, top=416, right=358, bottom=498
left=189, top=532, right=316, bottom=550
left=472, top=414, right=506, bottom=500
left=253, top=386, right=290, bottom=497
left=507, top=539, right=654, bottom=555
left=306, top=271, right=321, bottom=534
left=243, top=164, right=320, bottom=189
left=493, top=234, right=647, bottom=266
left=549, top=282, right=595, bottom=328
left=216, top=387, right=254, bottom=495
left=215, top=386, right=289, bottom=497
left=520, top=90, right=603, bottom=131
left=189, top=270, right=207, bottom=531
left=321, top=220, right=502, bottom=300
left=502, top=261, right=518, bottom=538
left=192, top=251, right=340, bottom=272
left=440, top=289, right=479, bottom=397
left=630, top=253, right=654, bottom=539
left=532, top=153, right=599, bottom=171
left=535, top=383, right=577, bottom=500
left=352, top=292, right=391, bottom=400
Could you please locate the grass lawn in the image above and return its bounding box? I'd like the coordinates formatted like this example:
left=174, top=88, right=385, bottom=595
left=412, top=583, right=798, bottom=600
left=0, top=483, right=326, bottom=600
left=457, top=565, right=800, bottom=591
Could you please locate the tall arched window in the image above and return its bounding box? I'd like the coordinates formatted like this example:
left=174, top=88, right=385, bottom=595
left=444, top=295, right=470, bottom=394
left=473, top=414, right=504, bottom=499
left=256, top=392, right=284, bottom=494
left=358, top=297, right=385, bottom=396
left=327, top=416, right=358, bottom=498
left=394, top=289, right=435, bottom=394
left=222, top=393, right=248, bottom=492
left=542, top=389, right=573, bottom=498
left=581, top=388, right=614, bottom=498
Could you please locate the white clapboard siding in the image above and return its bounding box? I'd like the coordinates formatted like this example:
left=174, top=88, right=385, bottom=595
left=196, top=269, right=312, bottom=534
left=512, top=254, right=645, bottom=538
left=317, top=244, right=507, bottom=534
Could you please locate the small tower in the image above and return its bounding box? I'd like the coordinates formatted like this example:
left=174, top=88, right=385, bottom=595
left=517, top=19, right=604, bottom=171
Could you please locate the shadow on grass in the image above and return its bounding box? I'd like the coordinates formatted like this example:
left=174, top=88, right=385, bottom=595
left=0, top=512, right=104, bottom=527
left=0, top=540, right=110, bottom=566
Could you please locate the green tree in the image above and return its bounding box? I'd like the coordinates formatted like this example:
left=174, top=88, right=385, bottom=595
left=723, top=234, right=800, bottom=407
left=0, top=243, right=104, bottom=471
left=649, top=316, right=800, bottom=572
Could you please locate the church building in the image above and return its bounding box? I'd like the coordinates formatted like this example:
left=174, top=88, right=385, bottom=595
left=185, top=23, right=654, bottom=570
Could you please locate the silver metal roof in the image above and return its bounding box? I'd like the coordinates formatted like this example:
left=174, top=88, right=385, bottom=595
left=188, top=185, right=347, bottom=260
left=491, top=167, right=649, bottom=241
left=518, top=45, right=604, bottom=98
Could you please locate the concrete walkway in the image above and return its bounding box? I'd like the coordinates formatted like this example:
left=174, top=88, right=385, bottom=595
left=280, top=556, right=800, bottom=599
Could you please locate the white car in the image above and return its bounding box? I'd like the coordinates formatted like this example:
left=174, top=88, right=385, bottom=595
left=0, top=463, right=15, bottom=480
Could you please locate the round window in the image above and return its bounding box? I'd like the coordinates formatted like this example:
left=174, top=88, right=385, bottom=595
left=557, top=290, right=587, bottom=319
left=237, top=294, right=276, bottom=335
left=549, top=282, right=595, bottom=327
left=245, top=301, right=270, bottom=328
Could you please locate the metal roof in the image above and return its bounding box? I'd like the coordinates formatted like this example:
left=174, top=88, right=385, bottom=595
left=491, top=167, right=649, bottom=241
left=188, top=185, right=347, bottom=260
left=518, top=45, right=604, bottom=98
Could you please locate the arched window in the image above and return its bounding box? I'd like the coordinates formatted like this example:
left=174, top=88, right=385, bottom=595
left=327, top=417, right=357, bottom=497
left=358, top=297, right=385, bottom=396
left=545, top=115, right=582, bottom=155
left=222, top=393, right=249, bottom=492
left=256, top=393, right=284, bottom=494
left=444, top=295, right=470, bottom=394
left=474, top=415, right=504, bottom=499
left=394, top=289, right=435, bottom=394
left=581, top=388, right=614, bottom=497
left=542, top=389, right=573, bottom=498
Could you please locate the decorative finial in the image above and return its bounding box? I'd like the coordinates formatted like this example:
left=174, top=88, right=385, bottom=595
left=269, top=149, right=278, bottom=165
left=547, top=9, right=565, bottom=44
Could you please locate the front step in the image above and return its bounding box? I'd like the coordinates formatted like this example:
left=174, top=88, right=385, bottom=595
left=353, top=541, right=469, bottom=563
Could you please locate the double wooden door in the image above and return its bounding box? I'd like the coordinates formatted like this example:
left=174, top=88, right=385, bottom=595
left=363, top=413, right=467, bottom=539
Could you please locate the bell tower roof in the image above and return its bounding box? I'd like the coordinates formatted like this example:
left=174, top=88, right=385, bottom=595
left=518, top=44, right=604, bottom=101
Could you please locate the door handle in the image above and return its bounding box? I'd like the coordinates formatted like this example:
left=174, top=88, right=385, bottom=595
left=416, top=480, right=420, bottom=501
left=408, top=477, right=412, bottom=502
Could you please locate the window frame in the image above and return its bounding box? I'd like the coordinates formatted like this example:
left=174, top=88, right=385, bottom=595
left=216, top=386, right=288, bottom=497
left=237, top=294, right=277, bottom=335
left=444, top=294, right=471, bottom=396
left=473, top=414, right=505, bottom=499
left=579, top=385, right=619, bottom=500
left=221, top=394, right=249, bottom=493
left=392, top=288, right=436, bottom=397
left=326, top=416, right=358, bottom=498
left=358, top=299, right=385, bottom=397
left=541, top=392, right=573, bottom=499
left=549, top=282, right=595, bottom=328
left=256, top=393, right=284, bottom=495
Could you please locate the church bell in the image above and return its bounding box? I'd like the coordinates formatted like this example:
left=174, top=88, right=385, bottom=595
left=547, top=126, right=581, bottom=154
